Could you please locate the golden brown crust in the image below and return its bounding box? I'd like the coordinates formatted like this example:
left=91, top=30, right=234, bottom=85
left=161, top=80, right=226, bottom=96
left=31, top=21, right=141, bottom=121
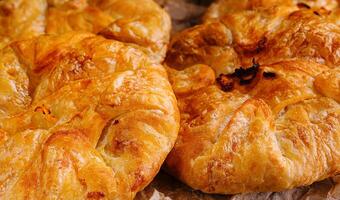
left=0, top=32, right=179, bottom=199
left=166, top=60, right=339, bottom=194
left=0, top=0, right=170, bottom=62
left=314, top=68, right=340, bottom=102
left=0, top=1, right=175, bottom=198
left=164, top=1, right=340, bottom=195
left=0, top=0, right=46, bottom=48
left=167, top=7, right=340, bottom=70
left=204, top=0, right=339, bottom=21
left=165, top=22, right=240, bottom=75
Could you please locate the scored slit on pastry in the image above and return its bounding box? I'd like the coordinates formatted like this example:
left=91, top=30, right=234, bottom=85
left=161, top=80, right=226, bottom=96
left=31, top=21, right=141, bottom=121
left=165, top=0, right=340, bottom=194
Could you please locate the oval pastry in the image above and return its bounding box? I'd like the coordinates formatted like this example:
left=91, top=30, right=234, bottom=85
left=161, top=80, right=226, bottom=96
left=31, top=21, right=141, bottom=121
left=0, top=32, right=179, bottom=199
left=165, top=0, right=340, bottom=194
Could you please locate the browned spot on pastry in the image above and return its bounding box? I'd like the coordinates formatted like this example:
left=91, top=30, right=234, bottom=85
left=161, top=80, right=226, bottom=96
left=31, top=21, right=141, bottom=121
left=243, top=37, right=267, bottom=55
left=255, top=37, right=267, bottom=53
left=0, top=3, right=14, bottom=16
left=79, top=178, right=87, bottom=188
left=313, top=11, right=321, bottom=16
left=229, top=59, right=260, bottom=85
left=87, top=191, right=105, bottom=199
left=34, top=50, right=63, bottom=73
left=131, top=170, right=145, bottom=191
left=297, top=3, right=311, bottom=9
left=216, top=74, right=234, bottom=92
left=6, top=68, right=17, bottom=77
left=21, top=170, right=38, bottom=189
left=34, top=105, right=51, bottom=115
left=108, top=139, right=140, bottom=155
left=113, top=140, right=128, bottom=151
left=263, top=71, right=276, bottom=79
left=217, top=59, right=261, bottom=91
left=113, top=120, right=119, bottom=125
left=232, top=141, right=238, bottom=151
left=80, top=79, right=92, bottom=89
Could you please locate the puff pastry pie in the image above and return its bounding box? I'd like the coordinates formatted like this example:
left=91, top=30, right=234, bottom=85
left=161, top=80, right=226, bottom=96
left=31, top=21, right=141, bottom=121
left=165, top=0, right=340, bottom=194
left=0, top=32, right=179, bottom=199
left=0, top=0, right=170, bottom=62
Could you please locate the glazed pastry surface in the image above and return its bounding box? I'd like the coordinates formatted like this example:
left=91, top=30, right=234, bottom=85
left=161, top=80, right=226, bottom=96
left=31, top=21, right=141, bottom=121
left=165, top=0, right=340, bottom=194
left=167, top=1, right=340, bottom=72
left=205, top=0, right=339, bottom=20
left=0, top=32, right=179, bottom=199
left=0, top=0, right=170, bottom=62
left=0, top=1, right=177, bottom=199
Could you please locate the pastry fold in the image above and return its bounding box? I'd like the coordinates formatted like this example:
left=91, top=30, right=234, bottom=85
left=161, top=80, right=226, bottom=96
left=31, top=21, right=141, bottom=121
left=165, top=0, right=340, bottom=194
left=0, top=32, right=179, bottom=199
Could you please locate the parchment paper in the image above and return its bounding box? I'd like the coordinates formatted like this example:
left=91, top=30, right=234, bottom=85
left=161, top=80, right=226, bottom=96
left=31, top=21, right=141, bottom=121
left=136, top=172, right=340, bottom=200
left=155, top=0, right=209, bottom=34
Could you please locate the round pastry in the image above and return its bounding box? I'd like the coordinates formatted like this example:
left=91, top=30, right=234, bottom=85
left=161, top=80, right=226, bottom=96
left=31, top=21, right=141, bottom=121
left=164, top=0, right=340, bottom=195
left=0, top=0, right=170, bottom=62
left=0, top=32, right=179, bottom=199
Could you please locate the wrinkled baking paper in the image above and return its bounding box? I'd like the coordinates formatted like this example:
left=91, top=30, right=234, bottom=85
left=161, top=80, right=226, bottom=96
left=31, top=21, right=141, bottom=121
left=136, top=172, right=340, bottom=200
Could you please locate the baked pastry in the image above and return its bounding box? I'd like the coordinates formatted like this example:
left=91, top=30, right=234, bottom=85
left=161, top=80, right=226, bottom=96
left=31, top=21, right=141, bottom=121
left=164, top=0, right=340, bottom=194
left=204, top=0, right=339, bottom=20
left=0, top=1, right=178, bottom=199
left=0, top=32, right=179, bottom=199
left=166, top=2, right=340, bottom=73
left=0, top=0, right=170, bottom=62
left=204, top=0, right=340, bottom=68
